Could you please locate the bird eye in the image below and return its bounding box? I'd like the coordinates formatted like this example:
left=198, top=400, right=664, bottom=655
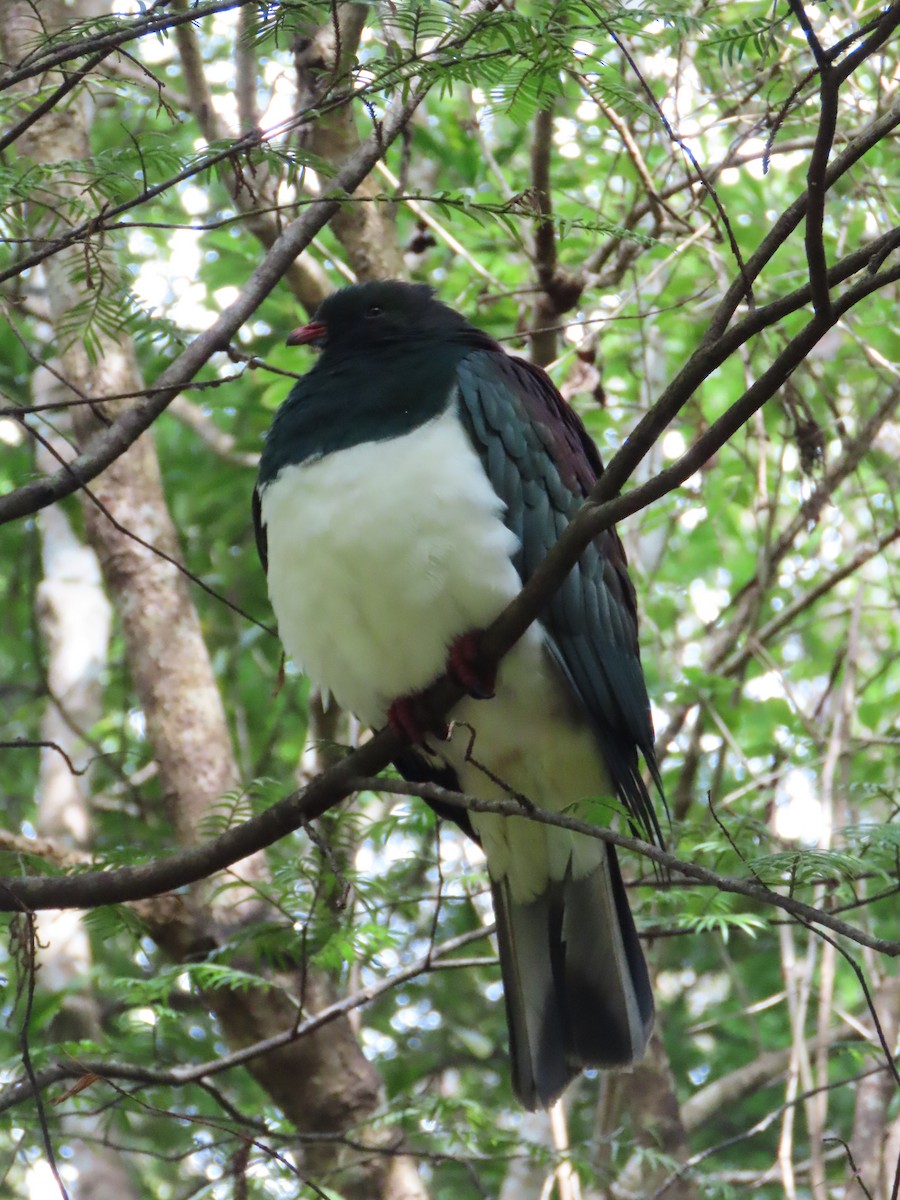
left=366, top=304, right=384, bottom=319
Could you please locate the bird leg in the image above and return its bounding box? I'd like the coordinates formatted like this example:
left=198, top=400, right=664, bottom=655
left=387, top=694, right=450, bottom=744
left=448, top=630, right=496, bottom=700
left=387, top=631, right=495, bottom=745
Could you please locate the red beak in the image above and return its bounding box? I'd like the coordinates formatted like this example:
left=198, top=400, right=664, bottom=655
left=286, top=320, right=327, bottom=347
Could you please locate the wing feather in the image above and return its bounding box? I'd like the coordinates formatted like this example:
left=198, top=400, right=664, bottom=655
left=456, top=350, right=663, bottom=844
left=252, top=484, right=268, bottom=574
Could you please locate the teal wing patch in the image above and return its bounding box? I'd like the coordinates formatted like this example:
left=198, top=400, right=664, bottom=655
left=456, top=350, right=662, bottom=845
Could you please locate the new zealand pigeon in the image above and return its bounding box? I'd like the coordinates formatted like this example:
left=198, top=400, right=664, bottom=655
left=253, top=280, right=662, bottom=1109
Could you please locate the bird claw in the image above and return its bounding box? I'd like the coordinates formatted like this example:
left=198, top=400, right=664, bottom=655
left=448, top=630, right=496, bottom=700
left=387, top=694, right=450, bottom=744
left=387, top=631, right=495, bottom=744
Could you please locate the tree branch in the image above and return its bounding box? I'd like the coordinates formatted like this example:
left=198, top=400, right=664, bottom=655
left=788, top=0, right=836, bottom=319
left=2, top=759, right=898, bottom=957
left=682, top=1029, right=860, bottom=1134
left=529, top=103, right=581, bottom=365
left=2, top=254, right=899, bottom=919
left=707, top=95, right=900, bottom=343
left=0, top=156, right=373, bottom=521
left=0, top=0, right=257, bottom=90
left=0, top=0, right=503, bottom=528
left=0, top=925, right=492, bottom=1115
left=0, top=47, right=109, bottom=154
left=172, top=0, right=327, bottom=313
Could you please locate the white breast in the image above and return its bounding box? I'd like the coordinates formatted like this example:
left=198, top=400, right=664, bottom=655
left=258, top=401, right=612, bottom=900
left=258, top=403, right=523, bottom=726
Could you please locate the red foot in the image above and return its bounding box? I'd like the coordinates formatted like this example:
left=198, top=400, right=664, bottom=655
left=448, top=630, right=496, bottom=700
left=387, top=694, right=450, bottom=744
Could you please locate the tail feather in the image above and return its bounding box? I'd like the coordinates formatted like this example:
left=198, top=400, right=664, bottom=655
left=492, top=879, right=571, bottom=1108
left=492, top=844, right=652, bottom=1110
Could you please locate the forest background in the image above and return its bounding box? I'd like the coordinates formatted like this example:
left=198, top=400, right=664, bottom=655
left=0, top=1, right=898, bottom=1198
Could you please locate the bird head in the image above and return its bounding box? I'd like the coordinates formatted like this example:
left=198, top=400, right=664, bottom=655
left=285, top=280, right=484, bottom=355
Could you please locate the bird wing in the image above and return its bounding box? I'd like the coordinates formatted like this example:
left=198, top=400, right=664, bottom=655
left=455, top=348, right=662, bottom=845
left=252, top=484, right=268, bottom=575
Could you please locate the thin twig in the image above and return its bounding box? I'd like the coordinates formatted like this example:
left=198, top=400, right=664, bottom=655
left=0, top=925, right=493, bottom=1114
left=0, top=48, right=110, bottom=154
left=649, top=1060, right=896, bottom=1200
left=11, top=914, right=70, bottom=1198
left=594, top=6, right=754, bottom=307
left=22, top=419, right=276, bottom=637
left=0, top=739, right=87, bottom=776
left=0, top=0, right=504, bottom=526
left=0, top=0, right=252, bottom=90
left=2, top=257, right=900, bottom=916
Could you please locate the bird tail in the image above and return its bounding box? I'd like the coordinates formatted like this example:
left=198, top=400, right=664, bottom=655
left=491, top=844, right=653, bottom=1110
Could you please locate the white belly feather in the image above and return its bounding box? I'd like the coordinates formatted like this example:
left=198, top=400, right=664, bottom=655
left=258, top=404, right=612, bottom=900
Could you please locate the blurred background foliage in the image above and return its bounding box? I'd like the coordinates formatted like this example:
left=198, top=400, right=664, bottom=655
left=0, top=1, right=898, bottom=1197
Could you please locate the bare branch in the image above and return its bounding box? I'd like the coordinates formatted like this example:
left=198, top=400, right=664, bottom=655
left=0, top=1, right=504, bottom=528
left=2, top=750, right=898, bottom=958
left=529, top=104, right=581, bottom=366
left=0, top=0, right=257, bottom=91
left=707, top=96, right=900, bottom=342
left=0, top=47, right=108, bottom=154
left=0, top=738, right=87, bottom=777
left=2, top=241, right=899, bottom=924
left=0, top=926, right=492, bottom=1114
left=682, top=1030, right=860, bottom=1134
left=650, top=1061, right=897, bottom=1200
left=788, top=0, right=836, bottom=318
left=788, top=0, right=828, bottom=68
left=718, top=524, right=900, bottom=678
left=8, top=913, right=70, bottom=1197
left=172, top=0, right=327, bottom=312
left=0, top=140, right=406, bottom=525
left=593, top=5, right=753, bottom=305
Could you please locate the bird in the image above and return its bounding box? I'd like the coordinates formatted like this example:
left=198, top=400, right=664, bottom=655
left=253, top=279, right=662, bottom=1109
